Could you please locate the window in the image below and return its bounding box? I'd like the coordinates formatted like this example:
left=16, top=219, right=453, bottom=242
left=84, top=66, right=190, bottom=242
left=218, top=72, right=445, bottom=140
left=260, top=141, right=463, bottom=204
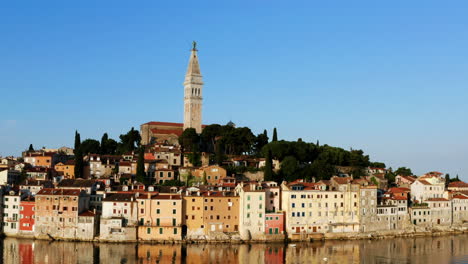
left=147, top=228, right=151, bottom=234
left=247, top=196, right=251, bottom=201
left=157, top=209, right=160, bottom=214
left=173, top=209, right=176, bottom=214
left=174, top=228, right=177, bottom=234
left=159, top=228, right=163, bottom=234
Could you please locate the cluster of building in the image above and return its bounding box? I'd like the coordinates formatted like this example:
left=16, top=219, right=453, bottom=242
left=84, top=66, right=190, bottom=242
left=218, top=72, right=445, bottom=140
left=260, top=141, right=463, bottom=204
left=1, top=149, right=468, bottom=242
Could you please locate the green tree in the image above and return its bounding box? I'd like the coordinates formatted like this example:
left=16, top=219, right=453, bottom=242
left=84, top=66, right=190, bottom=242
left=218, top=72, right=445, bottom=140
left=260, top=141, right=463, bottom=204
left=394, top=167, right=413, bottom=176
left=280, top=156, right=298, bottom=181
left=254, top=132, right=269, bottom=155
left=445, top=173, right=450, bottom=188
left=80, top=139, right=101, bottom=155
left=28, top=144, right=34, bottom=152
left=272, top=127, right=278, bottom=142
left=74, top=131, right=83, bottom=178
left=264, top=149, right=274, bottom=181
left=136, top=147, right=146, bottom=184
left=215, top=140, right=225, bottom=165
left=100, top=133, right=109, bottom=154
left=369, top=162, right=386, bottom=168
left=117, top=127, right=141, bottom=154
left=202, top=171, right=207, bottom=184
left=74, top=130, right=81, bottom=154
left=179, top=128, right=200, bottom=153
left=370, top=176, right=378, bottom=186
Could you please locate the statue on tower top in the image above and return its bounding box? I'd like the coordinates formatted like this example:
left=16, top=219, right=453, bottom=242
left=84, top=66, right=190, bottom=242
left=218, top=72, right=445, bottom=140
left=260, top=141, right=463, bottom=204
left=192, top=41, right=197, bottom=51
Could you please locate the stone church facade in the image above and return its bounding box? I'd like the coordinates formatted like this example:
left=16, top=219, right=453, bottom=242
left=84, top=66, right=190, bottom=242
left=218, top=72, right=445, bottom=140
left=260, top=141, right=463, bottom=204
left=140, top=43, right=204, bottom=146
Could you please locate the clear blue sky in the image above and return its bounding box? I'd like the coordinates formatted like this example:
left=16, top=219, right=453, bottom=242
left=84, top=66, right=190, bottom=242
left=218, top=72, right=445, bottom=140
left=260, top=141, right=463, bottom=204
left=1, top=1, right=467, bottom=179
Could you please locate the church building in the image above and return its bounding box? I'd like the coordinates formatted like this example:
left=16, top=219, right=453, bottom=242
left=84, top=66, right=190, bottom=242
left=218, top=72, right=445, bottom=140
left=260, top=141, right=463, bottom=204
left=140, top=42, right=205, bottom=146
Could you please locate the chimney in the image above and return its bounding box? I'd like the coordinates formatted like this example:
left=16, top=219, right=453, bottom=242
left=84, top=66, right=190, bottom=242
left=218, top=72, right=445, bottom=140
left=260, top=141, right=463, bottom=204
left=147, top=193, right=150, bottom=199
left=207, top=191, right=210, bottom=196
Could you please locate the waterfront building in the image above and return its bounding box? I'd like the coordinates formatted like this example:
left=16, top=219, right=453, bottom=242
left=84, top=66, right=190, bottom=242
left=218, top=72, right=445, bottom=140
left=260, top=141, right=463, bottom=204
left=137, top=193, right=183, bottom=241
left=34, top=188, right=90, bottom=239
left=264, top=212, right=285, bottom=235
left=426, top=198, right=452, bottom=226
left=359, top=185, right=379, bottom=232
left=395, top=175, right=417, bottom=188
left=281, top=180, right=360, bottom=239
left=3, top=191, right=21, bottom=236
left=19, top=196, right=35, bottom=236
left=452, top=193, right=468, bottom=225
left=87, top=154, right=120, bottom=178
left=409, top=205, right=432, bottom=226
left=99, top=192, right=138, bottom=241
left=237, top=182, right=267, bottom=240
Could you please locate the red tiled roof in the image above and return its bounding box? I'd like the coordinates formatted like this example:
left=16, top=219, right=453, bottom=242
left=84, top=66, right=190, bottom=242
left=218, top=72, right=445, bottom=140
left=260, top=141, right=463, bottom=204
left=448, top=181, right=468, bottom=188
left=391, top=196, right=407, bottom=201
left=79, top=210, right=96, bottom=217
left=333, top=177, right=351, bottom=185
left=426, top=198, right=449, bottom=202
left=453, top=194, right=468, bottom=200
left=144, top=121, right=184, bottom=127
left=37, top=188, right=82, bottom=196
left=418, top=179, right=432, bottom=185
left=388, top=187, right=410, bottom=193
left=151, top=128, right=183, bottom=136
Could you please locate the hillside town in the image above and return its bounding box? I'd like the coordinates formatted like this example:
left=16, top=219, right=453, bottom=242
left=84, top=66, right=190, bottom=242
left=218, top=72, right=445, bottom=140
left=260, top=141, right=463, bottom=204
left=0, top=146, right=467, bottom=242
left=1, top=44, right=466, bottom=243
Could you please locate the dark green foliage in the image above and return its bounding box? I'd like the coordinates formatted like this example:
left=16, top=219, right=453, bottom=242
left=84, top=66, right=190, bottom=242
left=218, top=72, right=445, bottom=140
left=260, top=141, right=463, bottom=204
left=80, top=139, right=100, bottom=155
left=28, top=144, right=34, bottom=152
left=117, top=127, right=141, bottom=154
left=449, top=174, right=461, bottom=183
left=74, top=131, right=83, bottom=178
left=385, top=170, right=396, bottom=185
left=187, top=152, right=202, bottom=167
left=261, top=141, right=370, bottom=182
left=264, top=149, right=273, bottom=181
left=200, top=124, right=222, bottom=153
left=74, top=130, right=81, bottom=154
left=394, top=167, right=413, bottom=176
left=100, top=133, right=118, bottom=155
left=198, top=124, right=256, bottom=156
left=272, top=128, right=278, bottom=142
left=445, top=173, right=450, bottom=188
left=369, top=162, right=386, bottom=168
left=254, top=132, right=269, bottom=155
left=179, top=128, right=200, bottom=152
left=215, top=140, right=225, bottom=165
left=136, top=147, right=146, bottom=184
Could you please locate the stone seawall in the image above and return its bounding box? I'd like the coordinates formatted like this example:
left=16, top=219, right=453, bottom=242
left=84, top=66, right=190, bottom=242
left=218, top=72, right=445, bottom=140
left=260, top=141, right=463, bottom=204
left=2, top=227, right=467, bottom=243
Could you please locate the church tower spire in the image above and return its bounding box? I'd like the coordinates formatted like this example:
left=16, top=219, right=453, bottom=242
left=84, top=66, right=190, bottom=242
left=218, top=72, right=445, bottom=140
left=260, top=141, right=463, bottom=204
left=183, top=41, right=203, bottom=133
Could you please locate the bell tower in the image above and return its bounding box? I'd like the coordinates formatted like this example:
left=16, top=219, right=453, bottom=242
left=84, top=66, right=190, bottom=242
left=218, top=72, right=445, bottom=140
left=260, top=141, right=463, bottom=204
left=183, top=41, right=203, bottom=133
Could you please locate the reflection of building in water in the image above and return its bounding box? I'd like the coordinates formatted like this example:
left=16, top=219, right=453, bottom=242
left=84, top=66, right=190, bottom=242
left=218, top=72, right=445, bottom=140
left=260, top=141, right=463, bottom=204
left=3, top=235, right=468, bottom=264
left=285, top=241, right=361, bottom=264
left=137, top=244, right=182, bottom=264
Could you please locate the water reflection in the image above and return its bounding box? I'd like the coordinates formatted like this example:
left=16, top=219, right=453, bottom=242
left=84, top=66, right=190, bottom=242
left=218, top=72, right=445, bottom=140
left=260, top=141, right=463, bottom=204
left=2, top=235, right=468, bottom=264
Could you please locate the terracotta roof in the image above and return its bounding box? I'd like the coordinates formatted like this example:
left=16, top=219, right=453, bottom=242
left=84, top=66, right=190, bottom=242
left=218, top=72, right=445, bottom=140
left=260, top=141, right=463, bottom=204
left=448, top=181, right=468, bottom=188
left=332, top=177, right=352, bottom=185
left=58, top=179, right=96, bottom=188
left=119, top=161, right=132, bottom=166
left=426, top=198, right=449, bottom=202
left=37, top=188, right=82, bottom=196
left=103, top=193, right=135, bottom=202
left=388, top=187, right=410, bottom=193
left=453, top=194, right=468, bottom=200
left=151, top=128, right=183, bottom=136
left=144, top=121, right=184, bottom=127
left=20, top=180, right=53, bottom=186
left=417, top=179, right=432, bottom=185
left=79, top=210, right=96, bottom=217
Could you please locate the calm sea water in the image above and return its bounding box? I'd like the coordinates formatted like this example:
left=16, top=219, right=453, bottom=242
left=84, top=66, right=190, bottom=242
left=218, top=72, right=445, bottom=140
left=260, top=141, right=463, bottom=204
left=2, top=234, right=468, bottom=264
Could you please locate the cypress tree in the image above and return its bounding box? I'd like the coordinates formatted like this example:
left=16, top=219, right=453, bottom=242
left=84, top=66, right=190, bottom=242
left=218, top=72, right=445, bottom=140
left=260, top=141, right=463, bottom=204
left=74, top=130, right=81, bottom=154
left=136, top=147, right=146, bottom=184
left=272, top=128, right=278, bottom=142
left=28, top=144, right=34, bottom=152
left=101, top=133, right=109, bottom=154
left=264, top=149, right=273, bottom=181
left=74, top=131, right=84, bottom=178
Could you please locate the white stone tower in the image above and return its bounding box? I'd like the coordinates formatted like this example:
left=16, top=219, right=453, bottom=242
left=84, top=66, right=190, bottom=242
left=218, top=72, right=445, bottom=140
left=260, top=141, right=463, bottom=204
left=183, top=41, right=203, bottom=133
